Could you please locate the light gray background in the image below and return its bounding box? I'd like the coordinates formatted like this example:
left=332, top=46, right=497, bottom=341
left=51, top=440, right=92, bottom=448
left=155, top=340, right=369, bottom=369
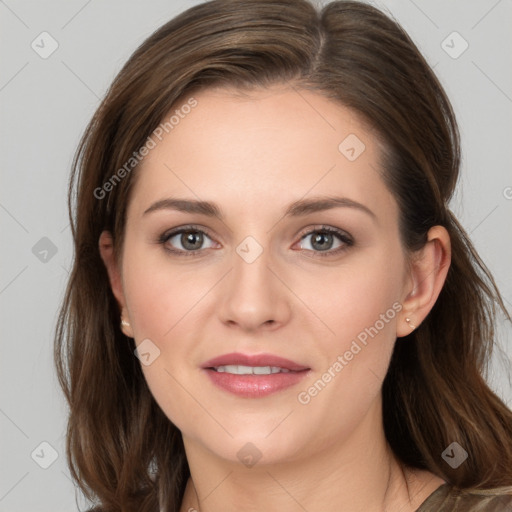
left=1, top=1, right=511, bottom=510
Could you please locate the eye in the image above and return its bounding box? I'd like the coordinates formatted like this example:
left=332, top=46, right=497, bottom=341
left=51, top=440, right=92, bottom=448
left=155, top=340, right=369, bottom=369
left=157, top=224, right=353, bottom=258
left=295, top=225, right=353, bottom=258
left=158, top=225, right=217, bottom=256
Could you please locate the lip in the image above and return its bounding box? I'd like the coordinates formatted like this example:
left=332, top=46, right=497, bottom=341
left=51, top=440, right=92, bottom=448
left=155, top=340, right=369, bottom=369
left=201, top=352, right=310, bottom=372
left=201, top=352, right=311, bottom=398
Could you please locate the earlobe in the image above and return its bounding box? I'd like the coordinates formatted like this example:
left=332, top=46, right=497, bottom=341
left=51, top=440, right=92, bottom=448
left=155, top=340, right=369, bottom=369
left=397, top=225, right=451, bottom=337
left=99, top=230, right=134, bottom=337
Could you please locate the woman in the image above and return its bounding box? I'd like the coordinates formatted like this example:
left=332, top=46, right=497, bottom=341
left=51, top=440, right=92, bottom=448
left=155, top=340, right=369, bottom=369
left=54, top=1, right=512, bottom=511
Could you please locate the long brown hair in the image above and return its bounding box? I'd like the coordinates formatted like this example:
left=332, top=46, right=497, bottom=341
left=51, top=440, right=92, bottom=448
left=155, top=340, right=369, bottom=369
left=54, top=1, right=512, bottom=510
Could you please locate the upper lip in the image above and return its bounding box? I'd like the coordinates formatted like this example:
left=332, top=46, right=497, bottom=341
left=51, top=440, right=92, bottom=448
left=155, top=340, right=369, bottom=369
left=201, top=352, right=310, bottom=372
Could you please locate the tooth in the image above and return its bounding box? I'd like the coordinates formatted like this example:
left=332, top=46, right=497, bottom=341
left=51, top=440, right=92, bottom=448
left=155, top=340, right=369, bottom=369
left=225, top=365, right=242, bottom=374
left=237, top=365, right=255, bottom=375
left=253, top=366, right=271, bottom=375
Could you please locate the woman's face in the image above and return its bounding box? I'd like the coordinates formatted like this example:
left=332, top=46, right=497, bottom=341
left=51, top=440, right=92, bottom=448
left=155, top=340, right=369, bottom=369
left=107, top=85, right=414, bottom=465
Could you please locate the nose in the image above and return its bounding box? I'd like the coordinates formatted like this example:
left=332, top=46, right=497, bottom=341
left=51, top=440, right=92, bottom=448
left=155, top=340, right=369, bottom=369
left=217, top=240, right=292, bottom=332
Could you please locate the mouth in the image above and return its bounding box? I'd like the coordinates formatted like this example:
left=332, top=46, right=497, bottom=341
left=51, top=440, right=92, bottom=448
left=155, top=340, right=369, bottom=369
left=201, top=352, right=310, bottom=372
left=201, top=352, right=311, bottom=398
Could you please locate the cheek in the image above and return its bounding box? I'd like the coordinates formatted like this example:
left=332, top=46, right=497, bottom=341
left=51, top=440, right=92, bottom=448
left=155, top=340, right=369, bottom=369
left=297, top=249, right=403, bottom=404
left=121, top=255, right=213, bottom=428
left=303, top=249, right=403, bottom=347
left=123, top=249, right=203, bottom=338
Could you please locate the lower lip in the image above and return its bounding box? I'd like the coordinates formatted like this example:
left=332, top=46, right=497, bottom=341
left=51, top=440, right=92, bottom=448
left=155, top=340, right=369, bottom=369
left=203, top=368, right=310, bottom=398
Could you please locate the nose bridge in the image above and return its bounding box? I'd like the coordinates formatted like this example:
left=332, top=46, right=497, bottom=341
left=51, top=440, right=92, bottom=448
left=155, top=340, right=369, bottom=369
left=217, top=232, right=290, bottom=330
left=232, top=233, right=276, bottom=303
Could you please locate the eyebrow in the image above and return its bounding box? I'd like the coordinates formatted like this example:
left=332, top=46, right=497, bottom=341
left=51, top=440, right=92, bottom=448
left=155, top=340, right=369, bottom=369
left=143, top=195, right=377, bottom=222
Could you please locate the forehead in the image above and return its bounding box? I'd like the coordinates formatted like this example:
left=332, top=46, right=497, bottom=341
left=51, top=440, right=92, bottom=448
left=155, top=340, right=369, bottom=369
left=129, top=85, right=397, bottom=223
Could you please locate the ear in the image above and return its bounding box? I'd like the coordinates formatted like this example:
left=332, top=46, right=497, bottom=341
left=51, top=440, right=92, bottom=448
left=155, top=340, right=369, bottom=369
left=396, top=225, right=451, bottom=337
left=98, top=230, right=133, bottom=338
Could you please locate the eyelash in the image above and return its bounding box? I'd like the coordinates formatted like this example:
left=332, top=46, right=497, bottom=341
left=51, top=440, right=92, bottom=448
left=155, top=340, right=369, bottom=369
left=157, top=224, right=354, bottom=259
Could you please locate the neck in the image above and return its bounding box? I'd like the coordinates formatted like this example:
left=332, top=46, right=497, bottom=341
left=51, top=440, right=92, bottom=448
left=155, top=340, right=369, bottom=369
left=178, top=399, right=440, bottom=512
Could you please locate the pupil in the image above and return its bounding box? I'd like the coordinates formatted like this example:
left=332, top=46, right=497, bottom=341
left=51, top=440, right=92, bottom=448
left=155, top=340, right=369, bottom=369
left=312, top=232, right=332, bottom=251
left=183, top=231, right=202, bottom=250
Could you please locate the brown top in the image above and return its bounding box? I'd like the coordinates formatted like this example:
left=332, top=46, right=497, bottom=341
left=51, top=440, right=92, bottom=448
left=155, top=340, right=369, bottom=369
left=87, top=484, right=512, bottom=512
left=415, top=483, right=512, bottom=511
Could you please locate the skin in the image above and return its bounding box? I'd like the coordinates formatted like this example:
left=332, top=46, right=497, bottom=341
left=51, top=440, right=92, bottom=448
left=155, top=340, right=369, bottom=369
left=99, top=84, right=451, bottom=512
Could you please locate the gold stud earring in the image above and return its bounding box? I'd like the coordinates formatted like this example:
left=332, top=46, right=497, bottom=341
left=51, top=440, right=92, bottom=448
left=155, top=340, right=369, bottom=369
left=405, top=317, right=416, bottom=330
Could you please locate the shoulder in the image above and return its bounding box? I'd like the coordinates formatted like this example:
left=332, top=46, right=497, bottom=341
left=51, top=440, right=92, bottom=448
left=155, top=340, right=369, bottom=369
left=417, top=483, right=512, bottom=511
